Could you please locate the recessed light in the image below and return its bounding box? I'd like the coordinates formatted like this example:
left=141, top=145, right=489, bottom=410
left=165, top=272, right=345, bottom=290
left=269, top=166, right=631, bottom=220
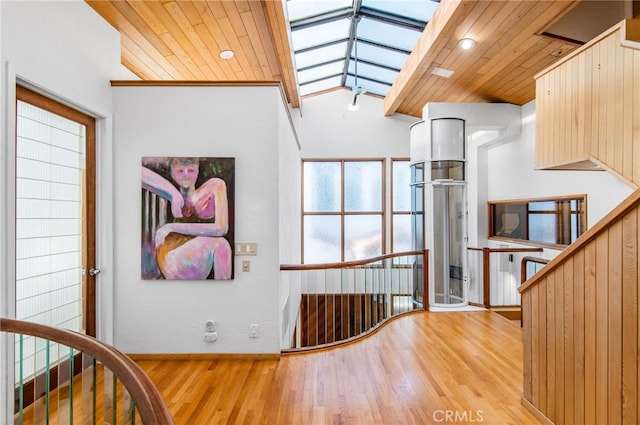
left=219, top=50, right=234, bottom=60
left=458, top=38, right=476, bottom=50
left=431, top=67, right=455, bottom=78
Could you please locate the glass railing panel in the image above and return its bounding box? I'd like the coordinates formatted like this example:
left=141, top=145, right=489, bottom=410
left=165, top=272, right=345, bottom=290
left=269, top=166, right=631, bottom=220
left=6, top=319, right=170, bottom=425
left=55, top=343, right=74, bottom=424
left=525, top=260, right=546, bottom=280
left=15, top=334, right=25, bottom=425
left=103, top=367, right=116, bottom=424
left=13, top=337, right=93, bottom=424
left=81, top=353, right=97, bottom=425
left=466, top=249, right=484, bottom=305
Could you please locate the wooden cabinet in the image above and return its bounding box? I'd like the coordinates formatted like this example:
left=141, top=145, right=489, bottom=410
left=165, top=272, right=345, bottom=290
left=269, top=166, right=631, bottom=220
left=535, top=19, right=640, bottom=186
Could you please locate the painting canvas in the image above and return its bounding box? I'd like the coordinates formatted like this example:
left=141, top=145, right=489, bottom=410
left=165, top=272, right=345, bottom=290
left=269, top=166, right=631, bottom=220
left=141, top=157, right=235, bottom=280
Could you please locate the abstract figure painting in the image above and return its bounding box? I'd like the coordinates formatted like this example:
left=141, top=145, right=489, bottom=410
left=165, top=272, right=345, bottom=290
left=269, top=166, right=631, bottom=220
left=141, top=157, right=235, bottom=280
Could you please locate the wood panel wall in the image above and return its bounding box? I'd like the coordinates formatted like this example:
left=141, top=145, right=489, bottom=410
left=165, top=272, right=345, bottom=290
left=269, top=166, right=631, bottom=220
left=535, top=19, right=640, bottom=186
left=520, top=189, right=640, bottom=424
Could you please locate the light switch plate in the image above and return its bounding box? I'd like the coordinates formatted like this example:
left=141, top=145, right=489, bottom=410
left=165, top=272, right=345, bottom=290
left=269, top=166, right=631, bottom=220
left=235, top=242, right=257, bottom=256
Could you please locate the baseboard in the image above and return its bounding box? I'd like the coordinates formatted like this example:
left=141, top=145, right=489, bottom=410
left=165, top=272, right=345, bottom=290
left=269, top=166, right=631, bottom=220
left=127, top=353, right=281, bottom=361
left=521, top=397, right=554, bottom=425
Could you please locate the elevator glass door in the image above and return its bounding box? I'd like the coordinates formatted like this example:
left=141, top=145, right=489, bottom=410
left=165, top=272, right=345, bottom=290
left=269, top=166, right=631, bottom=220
left=432, top=183, right=466, bottom=305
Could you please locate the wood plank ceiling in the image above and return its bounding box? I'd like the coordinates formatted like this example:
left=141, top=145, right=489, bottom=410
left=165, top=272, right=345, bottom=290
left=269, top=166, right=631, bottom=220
left=87, top=0, right=591, bottom=118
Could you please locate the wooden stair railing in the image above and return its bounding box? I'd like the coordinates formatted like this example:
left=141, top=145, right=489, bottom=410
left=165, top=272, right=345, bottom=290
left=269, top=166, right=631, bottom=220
left=1, top=318, right=174, bottom=425
left=518, top=256, right=549, bottom=327
left=520, top=256, right=549, bottom=287
left=467, top=247, right=543, bottom=309
left=281, top=250, right=429, bottom=351
left=519, top=188, right=640, bottom=424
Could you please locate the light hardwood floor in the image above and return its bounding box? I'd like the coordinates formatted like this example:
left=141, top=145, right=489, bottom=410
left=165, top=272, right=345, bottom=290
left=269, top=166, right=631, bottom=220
left=136, top=311, right=540, bottom=425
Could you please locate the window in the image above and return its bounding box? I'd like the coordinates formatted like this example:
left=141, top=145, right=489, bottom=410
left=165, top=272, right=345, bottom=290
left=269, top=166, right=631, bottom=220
left=392, top=159, right=411, bottom=253
left=489, top=195, right=586, bottom=248
left=303, top=159, right=384, bottom=263
left=286, top=0, right=436, bottom=97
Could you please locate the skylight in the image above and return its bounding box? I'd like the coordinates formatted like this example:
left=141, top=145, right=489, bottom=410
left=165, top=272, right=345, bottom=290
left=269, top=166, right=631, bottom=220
left=286, top=0, right=440, bottom=98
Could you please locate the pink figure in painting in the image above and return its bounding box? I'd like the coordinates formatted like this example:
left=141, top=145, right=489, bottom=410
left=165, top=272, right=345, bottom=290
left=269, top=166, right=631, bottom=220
left=142, top=157, right=232, bottom=280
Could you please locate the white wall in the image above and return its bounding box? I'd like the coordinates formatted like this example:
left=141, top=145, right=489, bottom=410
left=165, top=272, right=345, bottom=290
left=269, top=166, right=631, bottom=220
left=487, top=101, right=634, bottom=225
left=112, top=85, right=297, bottom=354
left=479, top=100, right=635, bottom=305
left=486, top=100, right=634, bottom=242
left=299, top=89, right=414, bottom=158
left=0, top=1, right=127, bottom=421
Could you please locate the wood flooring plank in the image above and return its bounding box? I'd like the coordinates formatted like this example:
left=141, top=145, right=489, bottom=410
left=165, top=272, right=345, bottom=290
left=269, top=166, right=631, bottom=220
left=16, top=311, right=542, bottom=424
left=140, top=312, right=540, bottom=425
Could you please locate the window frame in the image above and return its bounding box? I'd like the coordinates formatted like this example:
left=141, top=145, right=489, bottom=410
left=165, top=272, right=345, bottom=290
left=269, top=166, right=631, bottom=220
left=488, top=194, right=587, bottom=249
left=391, top=158, right=411, bottom=253
left=301, top=158, right=386, bottom=263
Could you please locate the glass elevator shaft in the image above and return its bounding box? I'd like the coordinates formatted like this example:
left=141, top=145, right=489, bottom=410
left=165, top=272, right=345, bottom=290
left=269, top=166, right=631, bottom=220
left=410, top=118, right=467, bottom=308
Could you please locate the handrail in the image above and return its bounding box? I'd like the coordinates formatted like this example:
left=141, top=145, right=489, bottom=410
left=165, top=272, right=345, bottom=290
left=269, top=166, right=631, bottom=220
left=281, top=250, right=430, bottom=351
left=467, top=247, right=544, bottom=253
left=520, top=256, right=549, bottom=285
left=518, top=257, right=549, bottom=327
left=467, top=246, right=543, bottom=308
left=280, top=249, right=427, bottom=270
left=281, top=249, right=429, bottom=311
left=1, top=318, right=174, bottom=425
left=520, top=188, right=640, bottom=294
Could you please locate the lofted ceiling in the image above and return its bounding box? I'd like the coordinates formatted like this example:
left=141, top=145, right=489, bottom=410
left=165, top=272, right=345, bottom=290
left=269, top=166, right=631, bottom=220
left=87, top=0, right=634, bottom=118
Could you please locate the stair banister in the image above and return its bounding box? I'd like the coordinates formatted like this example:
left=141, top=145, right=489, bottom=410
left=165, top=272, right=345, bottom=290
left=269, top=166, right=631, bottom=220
left=1, top=318, right=174, bottom=425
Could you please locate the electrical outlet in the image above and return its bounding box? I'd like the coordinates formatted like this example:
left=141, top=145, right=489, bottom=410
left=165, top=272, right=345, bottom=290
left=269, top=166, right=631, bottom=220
left=242, top=260, right=250, bottom=272
left=249, top=324, right=259, bottom=338
left=204, top=332, right=218, bottom=342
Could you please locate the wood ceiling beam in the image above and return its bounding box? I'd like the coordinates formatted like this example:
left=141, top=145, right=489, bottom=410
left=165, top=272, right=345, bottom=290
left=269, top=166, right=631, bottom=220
left=264, top=0, right=301, bottom=109
left=383, top=0, right=477, bottom=116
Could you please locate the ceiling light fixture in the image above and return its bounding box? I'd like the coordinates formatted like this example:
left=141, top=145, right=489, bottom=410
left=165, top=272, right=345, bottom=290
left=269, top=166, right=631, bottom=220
left=458, top=38, right=476, bottom=50
left=347, top=14, right=366, bottom=112
left=348, top=86, right=366, bottom=111
left=219, top=50, right=234, bottom=60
